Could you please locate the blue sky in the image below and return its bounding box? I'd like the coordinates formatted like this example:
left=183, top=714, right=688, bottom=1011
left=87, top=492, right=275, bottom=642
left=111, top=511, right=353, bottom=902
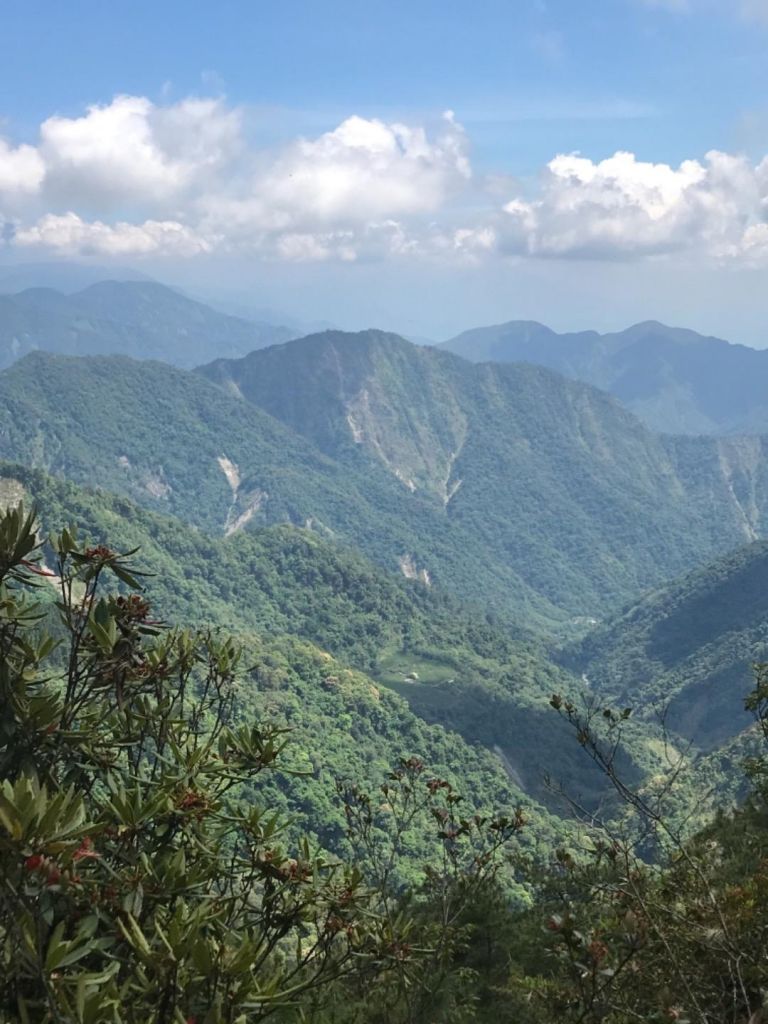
left=2, top=0, right=768, bottom=342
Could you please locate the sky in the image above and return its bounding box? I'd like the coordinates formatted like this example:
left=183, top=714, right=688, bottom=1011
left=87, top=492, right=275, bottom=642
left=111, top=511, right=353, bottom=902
left=2, top=0, right=768, bottom=342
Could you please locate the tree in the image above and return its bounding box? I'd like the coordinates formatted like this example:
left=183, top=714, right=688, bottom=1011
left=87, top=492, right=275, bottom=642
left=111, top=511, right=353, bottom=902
left=524, top=691, right=768, bottom=1023
left=0, top=504, right=377, bottom=1023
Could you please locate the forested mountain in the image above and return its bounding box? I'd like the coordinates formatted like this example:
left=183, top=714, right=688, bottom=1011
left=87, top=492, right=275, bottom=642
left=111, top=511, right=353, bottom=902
left=442, top=319, right=768, bottom=434
left=5, top=335, right=768, bottom=629
left=0, top=463, right=609, bottom=840
left=3, top=325, right=768, bottom=1019
left=200, top=329, right=768, bottom=621
left=0, top=279, right=294, bottom=369
left=567, top=539, right=768, bottom=748
left=0, top=349, right=568, bottom=626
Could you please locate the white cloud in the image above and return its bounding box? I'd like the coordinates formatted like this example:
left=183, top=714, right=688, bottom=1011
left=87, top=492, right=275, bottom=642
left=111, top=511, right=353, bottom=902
left=0, top=139, right=45, bottom=196
left=198, top=110, right=470, bottom=246
left=38, top=94, right=241, bottom=208
left=4, top=95, right=470, bottom=260
left=500, top=149, right=764, bottom=258
left=14, top=211, right=210, bottom=256
left=3, top=91, right=768, bottom=267
left=268, top=111, right=469, bottom=221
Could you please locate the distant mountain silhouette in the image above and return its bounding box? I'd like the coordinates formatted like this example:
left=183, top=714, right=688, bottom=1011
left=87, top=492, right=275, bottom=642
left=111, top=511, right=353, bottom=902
left=442, top=319, right=768, bottom=434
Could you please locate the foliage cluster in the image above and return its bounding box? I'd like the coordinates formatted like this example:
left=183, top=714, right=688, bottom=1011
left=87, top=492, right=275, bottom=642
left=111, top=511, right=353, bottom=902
left=0, top=503, right=527, bottom=1022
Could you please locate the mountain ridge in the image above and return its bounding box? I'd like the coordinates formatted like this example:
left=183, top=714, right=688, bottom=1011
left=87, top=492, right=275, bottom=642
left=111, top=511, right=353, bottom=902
left=199, top=328, right=768, bottom=619
left=441, top=318, right=768, bottom=434
left=0, top=279, right=296, bottom=369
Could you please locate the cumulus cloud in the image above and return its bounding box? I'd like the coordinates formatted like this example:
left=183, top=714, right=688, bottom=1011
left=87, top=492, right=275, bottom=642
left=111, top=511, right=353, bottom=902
left=500, top=150, right=764, bottom=259
left=197, top=110, right=470, bottom=245
left=267, top=111, right=468, bottom=220
left=38, top=94, right=241, bottom=209
left=4, top=95, right=471, bottom=260
left=4, top=91, right=768, bottom=266
left=0, top=139, right=45, bottom=196
left=14, top=212, right=210, bottom=257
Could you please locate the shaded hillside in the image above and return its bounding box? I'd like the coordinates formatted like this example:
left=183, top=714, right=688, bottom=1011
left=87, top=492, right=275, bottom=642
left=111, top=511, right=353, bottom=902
left=567, top=540, right=768, bottom=748
left=442, top=319, right=768, bottom=434
left=0, top=280, right=294, bottom=369
left=200, top=329, right=768, bottom=619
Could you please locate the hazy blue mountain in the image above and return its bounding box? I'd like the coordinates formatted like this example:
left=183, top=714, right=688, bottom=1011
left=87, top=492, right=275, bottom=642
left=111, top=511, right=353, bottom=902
left=199, top=329, right=768, bottom=622
left=0, top=280, right=296, bottom=368
left=0, top=261, right=153, bottom=293
left=441, top=319, right=768, bottom=434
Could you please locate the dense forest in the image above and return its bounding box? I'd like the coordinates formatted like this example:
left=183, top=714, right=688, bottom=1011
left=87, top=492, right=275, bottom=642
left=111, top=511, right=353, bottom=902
left=2, top=499, right=767, bottom=1022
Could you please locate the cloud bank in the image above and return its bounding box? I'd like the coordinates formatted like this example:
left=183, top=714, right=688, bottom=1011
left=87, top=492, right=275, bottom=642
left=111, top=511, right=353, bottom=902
left=2, top=93, right=768, bottom=266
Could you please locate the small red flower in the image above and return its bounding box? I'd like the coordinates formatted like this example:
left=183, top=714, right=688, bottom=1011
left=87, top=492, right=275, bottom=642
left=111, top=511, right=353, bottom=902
left=84, top=545, right=114, bottom=561
left=73, top=836, right=100, bottom=862
left=24, top=854, right=44, bottom=872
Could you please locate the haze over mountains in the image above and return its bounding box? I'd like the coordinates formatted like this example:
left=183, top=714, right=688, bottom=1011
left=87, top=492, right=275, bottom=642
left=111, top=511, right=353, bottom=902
left=0, top=279, right=296, bottom=369
left=4, top=273, right=768, bottom=438
left=443, top=319, right=768, bottom=435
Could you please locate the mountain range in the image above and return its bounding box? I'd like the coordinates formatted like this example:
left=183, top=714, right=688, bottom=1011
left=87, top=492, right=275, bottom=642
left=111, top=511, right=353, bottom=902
left=5, top=275, right=768, bottom=439
left=200, top=329, right=768, bottom=621
left=2, top=275, right=768, bottom=839
left=5, top=331, right=768, bottom=633
left=442, top=319, right=768, bottom=435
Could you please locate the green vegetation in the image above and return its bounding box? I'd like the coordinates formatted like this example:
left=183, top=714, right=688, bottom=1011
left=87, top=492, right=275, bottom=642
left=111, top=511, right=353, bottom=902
left=3, top=334, right=768, bottom=629
left=0, top=464, right=577, bottom=857
left=0, top=349, right=563, bottom=629
left=3, top=310, right=768, bottom=1019
left=200, top=329, right=768, bottom=623
left=3, top=499, right=768, bottom=1022
left=0, top=503, right=533, bottom=1021
left=4, top=462, right=689, bottom=822
left=568, top=539, right=768, bottom=748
